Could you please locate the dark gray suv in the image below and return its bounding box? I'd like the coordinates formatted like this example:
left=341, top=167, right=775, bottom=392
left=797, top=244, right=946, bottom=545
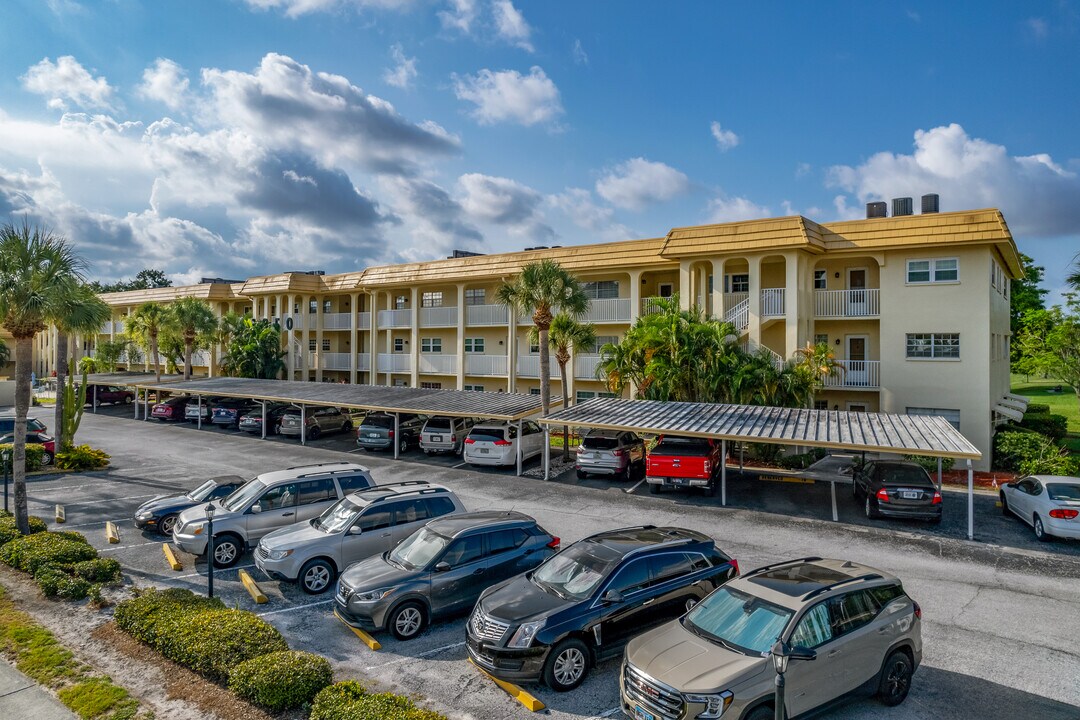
left=335, top=511, right=559, bottom=641
left=356, top=412, right=426, bottom=453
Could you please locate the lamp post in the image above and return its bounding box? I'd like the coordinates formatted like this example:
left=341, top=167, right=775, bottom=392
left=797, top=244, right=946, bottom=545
left=205, top=503, right=215, bottom=598
left=771, top=640, right=790, bottom=720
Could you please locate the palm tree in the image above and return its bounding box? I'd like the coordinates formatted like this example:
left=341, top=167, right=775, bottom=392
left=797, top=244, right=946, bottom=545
left=128, top=302, right=169, bottom=382
left=0, top=221, right=86, bottom=533
left=0, top=338, right=10, bottom=369
left=53, top=285, right=110, bottom=449
left=496, top=260, right=589, bottom=416
left=220, top=318, right=287, bottom=379
left=170, top=297, right=219, bottom=380
left=791, top=341, right=843, bottom=408
left=533, top=313, right=596, bottom=461
left=1068, top=253, right=1080, bottom=291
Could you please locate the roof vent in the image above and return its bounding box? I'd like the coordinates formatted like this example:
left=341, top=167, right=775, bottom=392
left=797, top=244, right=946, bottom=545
left=449, top=249, right=484, bottom=259
left=865, top=201, right=887, bottom=219
left=892, top=197, right=913, bottom=217
left=921, top=193, right=940, bottom=214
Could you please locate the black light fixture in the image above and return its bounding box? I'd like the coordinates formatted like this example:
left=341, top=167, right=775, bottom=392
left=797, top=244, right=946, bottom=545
left=834, top=272, right=840, bottom=279
left=835, top=338, right=841, bottom=345
left=771, top=639, right=816, bottom=720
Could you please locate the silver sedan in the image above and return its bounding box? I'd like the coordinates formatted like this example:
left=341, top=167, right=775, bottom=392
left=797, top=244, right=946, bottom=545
left=1000, top=475, right=1080, bottom=541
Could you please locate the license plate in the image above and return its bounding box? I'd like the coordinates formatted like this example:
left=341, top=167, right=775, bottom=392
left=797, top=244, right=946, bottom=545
left=479, top=448, right=489, bottom=454
left=431, top=435, right=442, bottom=442
left=673, top=478, right=688, bottom=485
left=368, top=433, right=379, bottom=438
left=634, top=706, right=655, bottom=720
left=902, top=491, right=919, bottom=500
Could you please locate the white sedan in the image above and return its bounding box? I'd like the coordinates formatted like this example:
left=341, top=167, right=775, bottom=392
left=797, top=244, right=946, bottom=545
left=1000, top=475, right=1080, bottom=541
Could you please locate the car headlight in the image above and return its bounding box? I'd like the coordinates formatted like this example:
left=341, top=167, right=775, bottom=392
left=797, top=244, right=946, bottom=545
left=684, top=691, right=733, bottom=719
left=352, top=587, right=395, bottom=602
left=266, top=548, right=293, bottom=561
left=184, top=522, right=204, bottom=536
left=136, top=511, right=154, bottom=520
left=508, top=620, right=545, bottom=648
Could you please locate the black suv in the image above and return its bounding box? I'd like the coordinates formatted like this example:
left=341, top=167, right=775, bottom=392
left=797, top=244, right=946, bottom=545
left=356, top=412, right=425, bottom=453
left=465, top=525, right=738, bottom=691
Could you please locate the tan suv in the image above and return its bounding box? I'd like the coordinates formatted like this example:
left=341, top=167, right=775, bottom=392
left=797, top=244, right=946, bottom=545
left=621, top=557, right=922, bottom=720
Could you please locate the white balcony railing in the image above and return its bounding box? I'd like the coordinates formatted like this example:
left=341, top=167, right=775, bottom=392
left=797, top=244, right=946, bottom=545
left=420, top=306, right=458, bottom=327
left=418, top=353, right=457, bottom=374
left=377, top=353, right=412, bottom=373
left=377, top=309, right=412, bottom=328
left=322, top=313, right=353, bottom=330
left=190, top=350, right=211, bottom=367
left=464, top=354, right=508, bottom=376
left=113, top=321, right=125, bottom=334
left=357, top=311, right=372, bottom=329
left=583, top=298, right=632, bottom=324
left=280, top=314, right=303, bottom=330
left=814, top=289, right=880, bottom=318
left=761, top=288, right=785, bottom=317
left=357, top=353, right=371, bottom=371
left=466, top=304, right=509, bottom=326
left=517, top=355, right=554, bottom=379
left=641, top=297, right=667, bottom=316
left=99, top=321, right=113, bottom=334
left=320, top=352, right=353, bottom=371
left=822, top=360, right=880, bottom=389
left=574, top=353, right=603, bottom=380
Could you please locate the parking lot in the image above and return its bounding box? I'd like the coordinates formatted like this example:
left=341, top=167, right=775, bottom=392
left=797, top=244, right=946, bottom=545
left=24, top=408, right=1080, bottom=720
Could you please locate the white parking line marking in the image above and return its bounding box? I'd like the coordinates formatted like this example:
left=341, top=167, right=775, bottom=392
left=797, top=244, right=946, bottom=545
left=30, top=493, right=159, bottom=508
left=257, top=599, right=335, bottom=617
left=625, top=478, right=646, bottom=494
left=173, top=563, right=255, bottom=580
left=63, top=520, right=109, bottom=529
left=362, top=641, right=466, bottom=672
left=451, top=462, right=467, bottom=469
left=98, top=540, right=161, bottom=552
left=346, top=448, right=365, bottom=453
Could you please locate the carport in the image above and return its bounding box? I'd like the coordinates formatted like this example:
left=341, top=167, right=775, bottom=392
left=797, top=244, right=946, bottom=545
left=80, top=372, right=185, bottom=418
left=130, top=377, right=553, bottom=476
left=538, top=398, right=984, bottom=540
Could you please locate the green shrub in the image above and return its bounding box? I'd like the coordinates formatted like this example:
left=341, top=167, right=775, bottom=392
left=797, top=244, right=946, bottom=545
left=0, top=444, right=44, bottom=472
left=155, top=609, right=287, bottom=684
left=774, top=449, right=827, bottom=470
left=33, top=564, right=92, bottom=600
left=310, top=682, right=447, bottom=720
left=993, top=430, right=1079, bottom=475
left=1017, top=412, right=1068, bottom=441
left=0, top=514, right=48, bottom=546
left=0, top=532, right=98, bottom=574
left=54, top=445, right=110, bottom=472
left=310, top=681, right=369, bottom=720
left=71, top=558, right=122, bottom=584
left=1024, top=403, right=1050, bottom=414
left=748, top=443, right=783, bottom=463
left=902, top=455, right=955, bottom=474
left=114, top=588, right=224, bottom=646
left=229, top=650, right=332, bottom=711
left=49, top=530, right=90, bottom=545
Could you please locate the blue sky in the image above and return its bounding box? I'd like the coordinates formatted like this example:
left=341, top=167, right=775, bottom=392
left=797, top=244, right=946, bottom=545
left=1, top=0, right=1077, bottom=301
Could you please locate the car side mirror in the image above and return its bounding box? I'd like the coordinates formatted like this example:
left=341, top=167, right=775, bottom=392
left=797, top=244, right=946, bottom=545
left=250, top=505, right=262, bottom=514
left=601, top=589, right=623, bottom=605
left=434, top=561, right=451, bottom=572
left=789, top=646, right=817, bottom=662
left=347, top=526, right=362, bottom=535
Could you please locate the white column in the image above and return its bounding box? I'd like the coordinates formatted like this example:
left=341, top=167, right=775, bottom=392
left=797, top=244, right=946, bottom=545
left=628, top=269, right=642, bottom=323
left=300, top=295, right=310, bottom=380
left=710, top=260, right=724, bottom=321
left=384, top=293, right=393, bottom=387
left=721, top=439, right=727, bottom=506
left=368, top=291, right=378, bottom=385
left=456, top=284, right=466, bottom=390
left=285, top=293, right=296, bottom=380
left=409, top=287, right=419, bottom=388
left=967, top=459, right=974, bottom=541
left=314, top=294, right=323, bottom=383
left=349, top=292, right=359, bottom=385
left=748, top=256, right=762, bottom=345
left=678, top=261, right=693, bottom=311
left=516, top=419, right=523, bottom=476
left=507, top=309, right=517, bottom=393
left=697, top=265, right=708, bottom=311
left=784, top=251, right=803, bottom=358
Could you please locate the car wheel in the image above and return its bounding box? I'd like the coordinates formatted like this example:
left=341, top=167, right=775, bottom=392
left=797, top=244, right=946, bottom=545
left=123, top=395, right=134, bottom=405
left=211, top=535, right=242, bottom=568
left=707, top=480, right=718, bottom=497
left=744, top=708, right=773, bottom=720
left=865, top=496, right=879, bottom=519
left=40, top=451, right=53, bottom=466
left=342, top=421, right=353, bottom=432
left=299, top=559, right=336, bottom=594
left=649, top=483, right=661, bottom=495
left=388, top=601, right=426, bottom=641
left=576, top=470, right=587, bottom=480
left=1000, top=493, right=1009, bottom=517
left=399, top=438, right=408, bottom=454
left=876, top=650, right=913, bottom=707
left=158, top=514, right=179, bottom=536
left=308, top=426, right=321, bottom=440
left=1034, top=514, right=1052, bottom=542
left=273, top=423, right=282, bottom=435
left=543, top=638, right=590, bottom=692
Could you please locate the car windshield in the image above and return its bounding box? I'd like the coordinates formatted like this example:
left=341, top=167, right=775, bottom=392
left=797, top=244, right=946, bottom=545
left=388, top=527, right=452, bottom=570
left=531, top=541, right=622, bottom=600
left=1048, top=483, right=1080, bottom=502
left=187, top=480, right=218, bottom=501
left=683, top=586, right=794, bottom=655
left=582, top=436, right=619, bottom=450
left=313, top=497, right=362, bottom=534
left=362, top=415, right=395, bottom=429
left=880, top=465, right=932, bottom=486
left=470, top=429, right=506, bottom=442
left=222, top=480, right=266, bottom=512
left=654, top=438, right=712, bottom=456
left=425, top=418, right=452, bottom=431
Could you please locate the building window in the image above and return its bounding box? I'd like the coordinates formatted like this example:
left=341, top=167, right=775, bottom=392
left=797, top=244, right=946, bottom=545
left=465, top=288, right=486, bottom=306
left=464, top=338, right=484, bottom=353
left=576, top=391, right=616, bottom=403
left=907, top=407, right=961, bottom=431
left=813, top=400, right=829, bottom=411
left=529, top=343, right=540, bottom=354
left=421, top=338, right=442, bottom=353
left=589, top=336, right=618, bottom=354
left=906, top=333, right=960, bottom=359
left=394, top=338, right=405, bottom=353
left=421, top=291, right=443, bottom=308
left=907, top=258, right=959, bottom=284
left=308, top=339, right=316, bottom=351
left=529, top=388, right=541, bottom=396
left=270, top=304, right=276, bottom=316
left=463, top=384, right=484, bottom=392
left=309, top=299, right=318, bottom=314
left=725, top=274, right=750, bottom=293
left=321, top=339, right=330, bottom=351
left=582, top=281, right=619, bottom=299
left=393, top=379, right=409, bottom=387
left=420, top=382, right=442, bottom=389
left=814, top=270, right=827, bottom=290
left=814, top=333, right=829, bottom=347
left=395, top=295, right=408, bottom=310
left=323, top=300, right=332, bottom=313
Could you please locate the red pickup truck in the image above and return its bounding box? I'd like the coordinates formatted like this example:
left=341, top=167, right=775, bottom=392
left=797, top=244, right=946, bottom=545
left=646, top=435, right=723, bottom=495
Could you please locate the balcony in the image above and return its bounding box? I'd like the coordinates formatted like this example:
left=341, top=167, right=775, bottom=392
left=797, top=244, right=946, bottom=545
left=99, top=321, right=113, bottom=334
left=113, top=321, right=125, bottom=334
left=822, top=360, right=880, bottom=390
left=357, top=353, right=371, bottom=372
left=320, top=352, right=353, bottom=371
left=418, top=353, right=457, bottom=375
left=322, top=313, right=353, bottom=330
left=574, top=353, right=603, bottom=380
left=420, top=306, right=458, bottom=328
left=190, top=350, right=211, bottom=367
left=641, top=297, right=666, bottom=316
left=583, top=298, right=632, bottom=324
left=377, top=309, right=412, bottom=329
left=280, top=314, right=303, bottom=330
left=357, top=311, right=371, bottom=329
left=466, top=304, right=509, bottom=326
left=815, top=289, right=880, bottom=318
left=377, top=353, right=412, bottom=373
left=464, top=354, right=508, bottom=376
left=761, top=288, right=785, bottom=317
left=517, top=355, right=554, bottom=379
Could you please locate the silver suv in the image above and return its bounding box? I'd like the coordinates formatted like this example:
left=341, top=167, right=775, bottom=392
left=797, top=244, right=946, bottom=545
left=420, top=416, right=475, bottom=455
left=622, top=557, right=922, bottom=720
left=172, top=462, right=374, bottom=568
left=279, top=406, right=355, bottom=439
left=255, top=482, right=465, bottom=594
left=576, top=429, right=646, bottom=480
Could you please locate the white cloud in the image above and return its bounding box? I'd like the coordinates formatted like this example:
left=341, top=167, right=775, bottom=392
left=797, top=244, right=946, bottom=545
left=137, top=59, right=190, bottom=111
left=382, top=44, right=418, bottom=89
left=595, top=158, right=690, bottom=211
left=453, top=66, right=563, bottom=126
left=572, top=39, right=589, bottom=65
left=458, top=173, right=552, bottom=240
left=826, top=122, right=1080, bottom=237
left=706, top=195, right=771, bottom=224
left=795, top=162, right=812, bottom=178
left=710, top=121, right=739, bottom=151
left=1026, top=17, right=1049, bottom=40
left=492, top=0, right=533, bottom=51
left=21, top=56, right=115, bottom=111
left=46, top=0, right=85, bottom=16
left=548, top=187, right=631, bottom=241
left=438, top=0, right=477, bottom=32
left=242, top=0, right=414, bottom=18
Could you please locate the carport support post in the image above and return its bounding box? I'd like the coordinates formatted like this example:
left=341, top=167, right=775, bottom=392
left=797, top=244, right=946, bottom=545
left=720, top=439, right=727, bottom=506
left=133, top=388, right=139, bottom=419
left=301, top=404, right=306, bottom=446
left=967, top=459, right=974, bottom=541
left=197, top=396, right=202, bottom=430
left=260, top=401, right=267, bottom=440
left=516, top=419, right=523, bottom=477
left=937, top=457, right=943, bottom=491
left=143, top=390, right=149, bottom=421
left=543, top=426, right=550, bottom=480
left=93, top=388, right=98, bottom=414
left=393, top=413, right=399, bottom=459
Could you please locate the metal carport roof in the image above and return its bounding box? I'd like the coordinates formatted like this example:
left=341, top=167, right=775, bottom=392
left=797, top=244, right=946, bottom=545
left=83, top=371, right=186, bottom=386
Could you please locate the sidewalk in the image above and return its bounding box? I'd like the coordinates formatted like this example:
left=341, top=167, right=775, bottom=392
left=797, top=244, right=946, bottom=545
left=0, top=657, right=76, bottom=719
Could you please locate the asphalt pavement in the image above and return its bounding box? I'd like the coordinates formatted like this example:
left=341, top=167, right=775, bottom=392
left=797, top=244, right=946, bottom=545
left=24, top=409, right=1080, bottom=720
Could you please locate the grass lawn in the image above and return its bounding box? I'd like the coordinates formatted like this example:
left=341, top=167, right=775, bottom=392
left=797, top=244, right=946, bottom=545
left=1010, top=376, right=1080, bottom=453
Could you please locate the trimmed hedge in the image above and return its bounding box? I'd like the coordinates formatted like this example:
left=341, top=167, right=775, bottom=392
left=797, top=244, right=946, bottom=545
left=0, top=532, right=98, bottom=574
left=902, top=454, right=955, bottom=474
left=775, top=448, right=828, bottom=470
left=0, top=514, right=49, bottom=546
left=1024, top=403, right=1051, bottom=414
left=71, top=558, right=122, bottom=584
left=310, top=681, right=446, bottom=720
left=114, top=588, right=225, bottom=647
left=55, top=445, right=110, bottom=471
left=1017, top=412, right=1068, bottom=441
left=993, top=430, right=1079, bottom=475
left=228, top=650, right=332, bottom=711
left=33, top=564, right=92, bottom=600
left=0, top=444, right=44, bottom=472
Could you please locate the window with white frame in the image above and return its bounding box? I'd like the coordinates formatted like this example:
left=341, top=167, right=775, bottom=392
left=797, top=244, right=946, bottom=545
left=725, top=274, right=750, bottom=293
left=309, top=299, right=318, bottom=313
left=321, top=339, right=330, bottom=351
left=906, top=407, right=961, bottom=430
left=813, top=400, right=829, bottom=411
left=308, top=339, right=316, bottom=351
left=420, top=382, right=442, bottom=389
left=464, top=288, right=486, bottom=306
left=814, top=333, right=829, bottom=347
left=464, top=338, right=484, bottom=353
left=907, top=258, right=959, bottom=284
left=529, top=342, right=540, bottom=354
left=814, top=270, right=827, bottom=290
left=588, top=336, right=619, bottom=354
left=582, top=281, right=619, bottom=299
left=393, top=338, right=405, bottom=352
left=395, top=295, right=408, bottom=310
left=906, top=333, right=960, bottom=359
left=323, top=300, right=332, bottom=313
left=421, top=338, right=442, bottom=353
left=575, top=391, right=617, bottom=403
left=463, top=384, right=484, bottom=392
left=421, top=291, right=443, bottom=308
left=529, top=388, right=541, bottom=395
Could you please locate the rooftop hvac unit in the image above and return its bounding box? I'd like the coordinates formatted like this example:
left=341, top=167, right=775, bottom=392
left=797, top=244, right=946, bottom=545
left=921, top=193, right=940, bottom=213
left=865, top=202, right=888, bottom=219
left=892, top=197, right=913, bottom=217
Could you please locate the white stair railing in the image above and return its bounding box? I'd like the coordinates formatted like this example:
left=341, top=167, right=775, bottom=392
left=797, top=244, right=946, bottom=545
left=724, top=298, right=749, bottom=331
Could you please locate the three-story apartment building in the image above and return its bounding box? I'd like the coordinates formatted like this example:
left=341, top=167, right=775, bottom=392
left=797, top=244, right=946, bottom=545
left=40, top=203, right=1021, bottom=469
